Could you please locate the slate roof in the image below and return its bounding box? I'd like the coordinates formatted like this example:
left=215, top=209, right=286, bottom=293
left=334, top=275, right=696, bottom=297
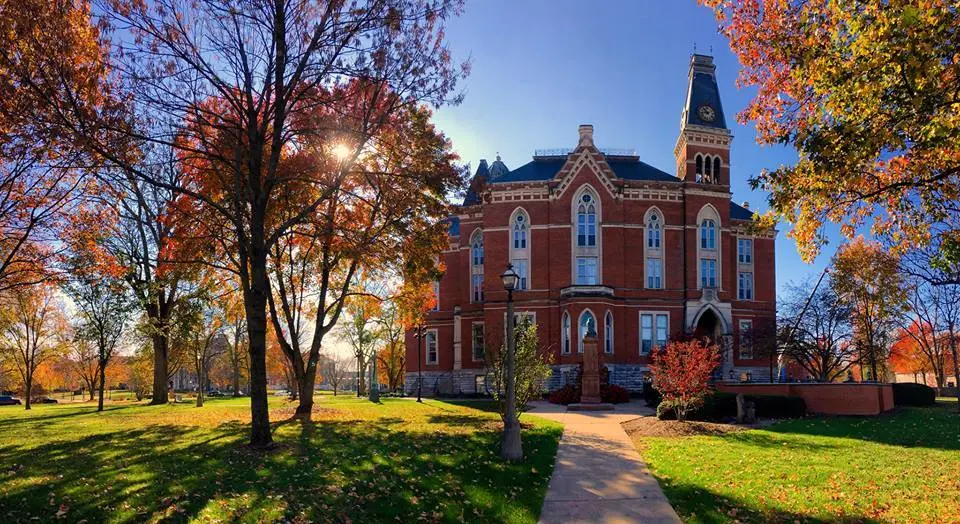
left=730, top=201, right=754, bottom=221
left=462, top=159, right=488, bottom=206
left=447, top=216, right=460, bottom=237
left=488, top=157, right=678, bottom=184
left=685, top=54, right=728, bottom=129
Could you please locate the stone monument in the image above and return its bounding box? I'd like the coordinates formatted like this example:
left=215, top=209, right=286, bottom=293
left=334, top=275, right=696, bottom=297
left=568, top=317, right=614, bottom=411
left=580, top=318, right=601, bottom=404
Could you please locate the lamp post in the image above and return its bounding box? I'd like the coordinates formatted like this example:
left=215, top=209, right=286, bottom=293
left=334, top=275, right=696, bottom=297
left=500, top=263, right=523, bottom=462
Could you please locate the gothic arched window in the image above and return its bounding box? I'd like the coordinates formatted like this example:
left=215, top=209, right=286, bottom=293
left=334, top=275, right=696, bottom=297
left=604, top=311, right=614, bottom=354
left=576, top=193, right=597, bottom=247
left=578, top=310, right=596, bottom=354
left=646, top=213, right=661, bottom=249
left=561, top=312, right=571, bottom=354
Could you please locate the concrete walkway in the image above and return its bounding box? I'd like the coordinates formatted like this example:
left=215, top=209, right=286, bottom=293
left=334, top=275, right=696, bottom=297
left=528, top=401, right=681, bottom=524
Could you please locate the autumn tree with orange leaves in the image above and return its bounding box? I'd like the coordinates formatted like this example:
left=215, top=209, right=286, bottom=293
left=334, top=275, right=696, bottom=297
left=701, top=1, right=960, bottom=267
left=0, top=285, right=68, bottom=409
left=832, top=238, right=906, bottom=381
left=61, top=203, right=136, bottom=411
left=0, top=0, right=125, bottom=292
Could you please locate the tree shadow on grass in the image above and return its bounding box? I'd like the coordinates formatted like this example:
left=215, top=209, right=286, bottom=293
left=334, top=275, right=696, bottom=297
left=0, top=404, right=136, bottom=429
left=0, top=409, right=560, bottom=523
left=761, top=406, right=959, bottom=452
left=660, top=481, right=883, bottom=524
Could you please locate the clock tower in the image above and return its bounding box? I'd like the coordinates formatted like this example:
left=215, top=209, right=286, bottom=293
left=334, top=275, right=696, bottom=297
left=674, top=54, right=732, bottom=186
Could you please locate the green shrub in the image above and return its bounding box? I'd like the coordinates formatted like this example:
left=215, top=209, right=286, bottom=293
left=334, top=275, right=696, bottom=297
left=656, top=399, right=677, bottom=420
left=892, top=383, right=936, bottom=406
left=642, top=384, right=662, bottom=408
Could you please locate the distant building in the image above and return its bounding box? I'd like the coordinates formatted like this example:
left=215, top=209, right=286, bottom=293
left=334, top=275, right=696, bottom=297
left=406, top=54, right=776, bottom=394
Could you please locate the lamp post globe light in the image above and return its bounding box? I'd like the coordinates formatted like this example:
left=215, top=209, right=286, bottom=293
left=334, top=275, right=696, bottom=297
left=500, top=263, right=523, bottom=462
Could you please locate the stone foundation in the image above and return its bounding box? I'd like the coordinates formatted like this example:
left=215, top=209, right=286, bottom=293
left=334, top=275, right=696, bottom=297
left=404, top=370, right=492, bottom=396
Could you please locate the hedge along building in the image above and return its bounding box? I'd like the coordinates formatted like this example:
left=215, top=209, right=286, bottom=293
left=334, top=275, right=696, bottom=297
left=404, top=54, right=776, bottom=395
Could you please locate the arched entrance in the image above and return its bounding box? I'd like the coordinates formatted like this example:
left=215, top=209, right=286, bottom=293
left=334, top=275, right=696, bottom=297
left=693, top=308, right=722, bottom=343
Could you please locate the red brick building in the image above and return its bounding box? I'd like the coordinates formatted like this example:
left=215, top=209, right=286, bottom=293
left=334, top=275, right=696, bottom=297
left=405, top=55, right=776, bottom=394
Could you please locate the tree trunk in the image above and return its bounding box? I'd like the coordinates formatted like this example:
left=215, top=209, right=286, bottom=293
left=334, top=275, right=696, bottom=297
left=151, top=334, right=169, bottom=405
left=24, top=374, right=32, bottom=410
left=368, top=353, right=379, bottom=403
left=246, top=255, right=273, bottom=448
left=88, top=385, right=95, bottom=401
left=97, top=363, right=106, bottom=412
left=294, top=367, right=316, bottom=419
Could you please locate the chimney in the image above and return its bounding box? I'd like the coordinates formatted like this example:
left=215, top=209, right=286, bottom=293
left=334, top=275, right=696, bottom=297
left=578, top=124, right=594, bottom=147
left=741, top=201, right=750, bottom=209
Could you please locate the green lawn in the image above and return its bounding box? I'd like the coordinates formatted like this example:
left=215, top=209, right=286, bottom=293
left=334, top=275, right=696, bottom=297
left=0, top=396, right=562, bottom=523
left=634, top=401, right=960, bottom=523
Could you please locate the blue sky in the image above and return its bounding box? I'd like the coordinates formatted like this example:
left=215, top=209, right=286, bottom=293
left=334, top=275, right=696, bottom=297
left=431, top=0, right=836, bottom=293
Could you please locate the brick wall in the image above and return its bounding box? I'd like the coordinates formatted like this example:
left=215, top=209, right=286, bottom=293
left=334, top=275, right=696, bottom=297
left=717, top=383, right=895, bottom=415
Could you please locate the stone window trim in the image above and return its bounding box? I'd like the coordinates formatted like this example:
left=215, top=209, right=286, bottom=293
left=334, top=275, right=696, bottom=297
left=577, top=309, right=597, bottom=354
left=571, top=185, right=602, bottom=285
left=509, top=207, right=531, bottom=290
left=425, top=328, right=439, bottom=365
left=639, top=311, right=670, bottom=356
left=644, top=206, right=665, bottom=289
left=696, top=204, right=722, bottom=290
left=604, top=310, right=614, bottom=354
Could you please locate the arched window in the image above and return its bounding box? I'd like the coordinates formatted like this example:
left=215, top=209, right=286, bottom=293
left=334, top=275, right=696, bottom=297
left=697, top=206, right=721, bottom=290
left=510, top=209, right=530, bottom=290
left=576, top=193, right=596, bottom=247
left=513, top=213, right=527, bottom=249
left=645, top=208, right=664, bottom=289
left=561, top=312, right=571, bottom=354
left=578, top=310, right=596, bottom=354
left=470, top=230, right=484, bottom=303
left=695, top=154, right=703, bottom=182
left=646, top=213, right=661, bottom=249
left=604, top=311, right=614, bottom=354
left=704, top=154, right=712, bottom=182
left=700, top=219, right=717, bottom=250
left=471, top=231, right=484, bottom=266
left=713, top=157, right=721, bottom=181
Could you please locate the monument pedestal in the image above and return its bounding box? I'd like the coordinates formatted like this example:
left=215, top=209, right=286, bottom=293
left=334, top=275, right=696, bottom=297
left=572, top=328, right=613, bottom=411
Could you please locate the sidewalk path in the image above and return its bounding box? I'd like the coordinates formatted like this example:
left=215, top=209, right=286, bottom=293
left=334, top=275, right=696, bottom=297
left=528, top=401, right=681, bottom=524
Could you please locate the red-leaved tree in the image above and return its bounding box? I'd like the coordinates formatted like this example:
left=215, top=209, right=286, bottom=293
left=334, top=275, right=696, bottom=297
left=649, top=339, right=721, bottom=421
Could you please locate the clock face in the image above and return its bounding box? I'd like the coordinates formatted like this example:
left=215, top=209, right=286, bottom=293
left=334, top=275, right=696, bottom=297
left=697, top=104, right=716, bottom=122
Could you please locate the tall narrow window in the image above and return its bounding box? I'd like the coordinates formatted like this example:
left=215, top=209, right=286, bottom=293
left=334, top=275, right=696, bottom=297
left=432, top=281, right=440, bottom=310
left=572, top=189, right=601, bottom=286
left=425, top=330, right=438, bottom=364
left=471, top=323, right=485, bottom=361
left=513, top=213, right=527, bottom=249
left=739, top=319, right=753, bottom=359
left=738, top=238, right=753, bottom=264
left=471, top=231, right=484, bottom=266
left=646, top=258, right=662, bottom=289
left=512, top=259, right=528, bottom=290
left=578, top=310, right=596, bottom=354
left=647, top=213, right=661, bottom=248
left=470, top=230, right=484, bottom=303
left=561, top=312, right=571, bottom=354
left=704, top=154, right=712, bottom=181
left=577, top=193, right=597, bottom=247
left=695, top=154, right=703, bottom=182
left=700, top=219, right=716, bottom=249
left=700, top=259, right=717, bottom=288
left=738, top=272, right=753, bottom=300
left=713, top=157, right=721, bottom=181
left=640, top=313, right=669, bottom=355
left=604, top=311, right=614, bottom=354
left=510, top=209, right=531, bottom=290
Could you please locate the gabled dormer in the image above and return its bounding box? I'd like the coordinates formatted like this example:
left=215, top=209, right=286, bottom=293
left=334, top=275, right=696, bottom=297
left=674, top=54, right=733, bottom=186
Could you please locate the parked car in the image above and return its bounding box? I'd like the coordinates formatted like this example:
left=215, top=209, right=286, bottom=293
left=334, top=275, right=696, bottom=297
left=0, top=395, right=23, bottom=406
left=273, top=389, right=290, bottom=396
left=33, top=396, right=58, bottom=404
left=207, top=390, right=225, bottom=397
